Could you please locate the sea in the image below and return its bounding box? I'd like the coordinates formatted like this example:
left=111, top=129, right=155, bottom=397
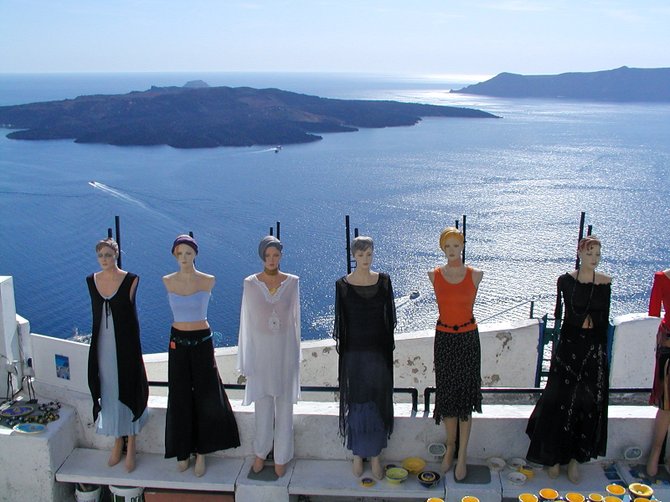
left=0, top=72, right=668, bottom=354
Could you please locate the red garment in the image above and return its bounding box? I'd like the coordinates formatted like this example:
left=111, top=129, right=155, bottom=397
left=649, top=271, right=670, bottom=328
left=433, top=266, right=477, bottom=333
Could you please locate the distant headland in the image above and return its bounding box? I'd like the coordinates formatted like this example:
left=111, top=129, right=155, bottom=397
left=452, top=66, right=670, bottom=102
left=0, top=83, right=497, bottom=149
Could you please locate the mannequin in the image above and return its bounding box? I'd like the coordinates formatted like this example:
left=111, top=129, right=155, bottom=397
left=428, top=227, right=483, bottom=481
left=333, top=236, right=396, bottom=480
left=646, top=268, right=670, bottom=477
left=163, top=234, right=240, bottom=477
left=526, top=235, right=611, bottom=483
left=86, top=237, right=148, bottom=473
left=238, top=236, right=301, bottom=477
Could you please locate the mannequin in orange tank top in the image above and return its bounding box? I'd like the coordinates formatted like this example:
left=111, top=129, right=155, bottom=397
left=428, top=227, right=483, bottom=481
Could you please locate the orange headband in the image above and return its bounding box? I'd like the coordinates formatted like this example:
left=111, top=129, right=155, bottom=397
left=439, top=227, right=464, bottom=250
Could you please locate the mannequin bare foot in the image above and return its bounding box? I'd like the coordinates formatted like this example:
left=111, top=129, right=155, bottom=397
left=194, top=454, right=206, bottom=477
left=252, top=456, right=265, bottom=473
left=567, top=459, right=580, bottom=484
left=548, top=463, right=560, bottom=479
left=274, top=463, right=286, bottom=477
left=441, top=442, right=455, bottom=473
left=125, top=436, right=136, bottom=473
left=371, top=456, right=383, bottom=480
left=177, top=458, right=190, bottom=472
left=108, top=438, right=123, bottom=467
left=352, top=456, right=363, bottom=477
left=455, top=458, right=467, bottom=481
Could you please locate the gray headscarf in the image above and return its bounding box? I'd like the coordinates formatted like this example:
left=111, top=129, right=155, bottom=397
left=258, top=235, right=283, bottom=260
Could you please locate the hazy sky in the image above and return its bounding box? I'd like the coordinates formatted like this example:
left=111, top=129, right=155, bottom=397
left=1, top=0, right=668, bottom=77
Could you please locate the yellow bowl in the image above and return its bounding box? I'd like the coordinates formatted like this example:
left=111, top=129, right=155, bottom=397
left=385, top=467, right=408, bottom=484
left=628, top=483, right=653, bottom=499
left=519, top=466, right=535, bottom=479
left=427, top=498, right=444, bottom=502
left=519, top=494, right=539, bottom=502
left=539, top=488, right=559, bottom=501
left=588, top=495, right=603, bottom=502
left=606, top=484, right=626, bottom=497
left=634, top=499, right=650, bottom=502
left=566, top=493, right=585, bottom=502
left=461, top=497, right=479, bottom=502
left=603, top=497, right=621, bottom=502
left=401, top=456, right=426, bottom=474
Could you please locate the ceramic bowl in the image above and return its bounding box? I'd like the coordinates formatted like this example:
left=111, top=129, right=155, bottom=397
left=507, top=471, right=527, bottom=486
left=417, top=470, right=441, bottom=488
left=518, top=465, right=535, bottom=480
left=487, top=456, right=506, bottom=472
left=519, top=493, right=539, bottom=502
left=603, top=497, right=622, bottom=502
left=427, top=498, right=445, bottom=502
left=566, top=492, right=585, bottom=502
left=623, top=446, right=642, bottom=461
left=628, top=483, right=653, bottom=499
left=401, top=456, right=426, bottom=474
left=359, top=477, right=376, bottom=488
left=539, top=488, right=560, bottom=501
left=461, top=497, right=479, bottom=502
left=385, top=467, right=408, bottom=484
left=588, top=494, right=604, bottom=502
left=606, top=484, right=626, bottom=497
left=508, top=457, right=526, bottom=470
left=428, top=442, right=446, bottom=459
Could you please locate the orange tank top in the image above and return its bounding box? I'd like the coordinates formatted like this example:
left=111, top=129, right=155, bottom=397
left=433, top=266, right=477, bottom=333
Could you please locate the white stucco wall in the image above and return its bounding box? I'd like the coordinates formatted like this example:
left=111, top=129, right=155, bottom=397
left=144, top=318, right=543, bottom=402
left=610, top=313, right=659, bottom=388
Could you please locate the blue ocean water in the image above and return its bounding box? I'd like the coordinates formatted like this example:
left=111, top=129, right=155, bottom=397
left=0, top=72, right=669, bottom=354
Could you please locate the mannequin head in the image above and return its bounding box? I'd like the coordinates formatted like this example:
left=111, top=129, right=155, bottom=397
left=258, top=236, right=282, bottom=260
left=173, top=243, right=197, bottom=269
left=351, top=236, right=374, bottom=271
left=577, top=235, right=602, bottom=270
left=259, top=236, right=282, bottom=272
left=439, top=227, right=464, bottom=262
left=439, top=227, right=464, bottom=250
left=95, top=238, right=119, bottom=270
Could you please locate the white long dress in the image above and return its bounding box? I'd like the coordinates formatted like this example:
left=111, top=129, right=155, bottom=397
left=96, top=301, right=148, bottom=436
left=237, top=274, right=301, bottom=405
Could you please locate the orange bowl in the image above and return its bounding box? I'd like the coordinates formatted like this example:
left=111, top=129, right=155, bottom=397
left=539, top=488, right=559, bottom=501
left=519, top=494, right=539, bottom=502
left=606, top=484, right=626, bottom=497
left=566, top=493, right=585, bottom=502
left=628, top=483, right=653, bottom=499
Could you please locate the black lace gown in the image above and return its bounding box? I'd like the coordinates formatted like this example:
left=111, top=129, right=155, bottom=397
left=333, top=273, right=396, bottom=457
left=526, top=273, right=611, bottom=466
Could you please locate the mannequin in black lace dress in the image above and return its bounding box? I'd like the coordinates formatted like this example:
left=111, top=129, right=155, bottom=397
left=526, top=235, right=611, bottom=484
left=333, top=236, right=396, bottom=480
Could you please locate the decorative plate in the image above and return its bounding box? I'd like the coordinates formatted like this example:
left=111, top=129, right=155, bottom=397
left=1, top=405, right=33, bottom=417
left=13, top=422, right=46, bottom=434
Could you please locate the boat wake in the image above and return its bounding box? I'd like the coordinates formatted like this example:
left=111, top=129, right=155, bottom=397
left=88, top=181, right=149, bottom=209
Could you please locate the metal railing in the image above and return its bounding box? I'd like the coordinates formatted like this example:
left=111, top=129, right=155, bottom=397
left=148, top=381, right=419, bottom=412
left=423, top=386, right=652, bottom=411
